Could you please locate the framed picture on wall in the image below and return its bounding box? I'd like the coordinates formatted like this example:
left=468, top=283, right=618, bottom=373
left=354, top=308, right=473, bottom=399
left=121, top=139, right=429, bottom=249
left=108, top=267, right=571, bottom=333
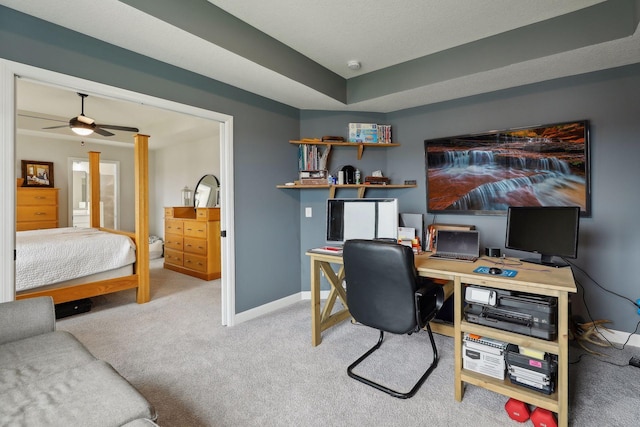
left=21, top=160, right=54, bottom=188
left=424, top=120, right=590, bottom=216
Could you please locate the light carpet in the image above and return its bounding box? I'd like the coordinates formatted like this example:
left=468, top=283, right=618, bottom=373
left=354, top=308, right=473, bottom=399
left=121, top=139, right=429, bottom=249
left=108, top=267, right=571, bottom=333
left=57, top=259, right=640, bottom=427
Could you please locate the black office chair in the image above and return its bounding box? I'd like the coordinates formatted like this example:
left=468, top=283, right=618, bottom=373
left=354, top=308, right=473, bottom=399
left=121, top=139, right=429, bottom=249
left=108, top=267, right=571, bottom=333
left=343, top=239, right=445, bottom=399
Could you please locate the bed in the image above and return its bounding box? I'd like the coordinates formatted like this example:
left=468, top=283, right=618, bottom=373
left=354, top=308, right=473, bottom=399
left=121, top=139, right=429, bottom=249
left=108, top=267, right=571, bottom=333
left=16, top=137, right=151, bottom=304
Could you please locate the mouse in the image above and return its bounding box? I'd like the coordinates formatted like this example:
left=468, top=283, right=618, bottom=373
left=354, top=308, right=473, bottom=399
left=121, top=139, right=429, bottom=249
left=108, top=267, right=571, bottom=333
left=488, top=267, right=503, bottom=275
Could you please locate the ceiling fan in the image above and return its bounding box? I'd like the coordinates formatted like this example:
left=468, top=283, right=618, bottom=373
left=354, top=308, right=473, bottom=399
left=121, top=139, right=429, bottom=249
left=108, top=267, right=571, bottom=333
left=42, top=93, right=139, bottom=137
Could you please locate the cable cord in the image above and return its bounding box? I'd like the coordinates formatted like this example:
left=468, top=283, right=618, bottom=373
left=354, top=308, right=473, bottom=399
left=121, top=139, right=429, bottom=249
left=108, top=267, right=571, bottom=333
left=566, top=257, right=640, bottom=352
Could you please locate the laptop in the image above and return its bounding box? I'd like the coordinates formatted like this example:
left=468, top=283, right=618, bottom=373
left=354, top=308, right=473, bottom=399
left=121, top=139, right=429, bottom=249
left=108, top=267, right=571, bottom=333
left=430, top=229, right=479, bottom=262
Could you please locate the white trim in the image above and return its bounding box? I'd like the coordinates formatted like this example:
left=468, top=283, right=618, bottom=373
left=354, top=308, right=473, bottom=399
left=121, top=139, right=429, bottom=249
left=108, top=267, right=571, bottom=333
left=234, top=292, right=302, bottom=324
left=596, top=327, right=640, bottom=349
left=300, top=290, right=332, bottom=300
left=219, top=119, right=236, bottom=326
left=0, top=62, right=16, bottom=302
left=1, top=60, right=236, bottom=325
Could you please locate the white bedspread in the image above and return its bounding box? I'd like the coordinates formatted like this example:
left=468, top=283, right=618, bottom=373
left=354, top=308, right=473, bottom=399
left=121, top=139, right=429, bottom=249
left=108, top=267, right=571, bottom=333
left=16, top=227, right=136, bottom=292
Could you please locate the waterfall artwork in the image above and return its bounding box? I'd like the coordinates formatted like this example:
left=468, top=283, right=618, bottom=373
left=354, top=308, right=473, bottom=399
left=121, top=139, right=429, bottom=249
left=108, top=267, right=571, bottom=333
left=425, top=120, right=590, bottom=215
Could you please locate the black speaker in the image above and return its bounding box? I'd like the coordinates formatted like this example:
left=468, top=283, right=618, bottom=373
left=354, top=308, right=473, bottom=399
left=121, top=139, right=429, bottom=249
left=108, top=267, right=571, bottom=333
left=341, top=165, right=355, bottom=184
left=485, top=247, right=501, bottom=257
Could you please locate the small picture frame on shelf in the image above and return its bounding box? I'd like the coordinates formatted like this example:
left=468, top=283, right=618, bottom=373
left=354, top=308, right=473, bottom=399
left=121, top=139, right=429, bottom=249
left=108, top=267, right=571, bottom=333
left=21, top=160, right=54, bottom=187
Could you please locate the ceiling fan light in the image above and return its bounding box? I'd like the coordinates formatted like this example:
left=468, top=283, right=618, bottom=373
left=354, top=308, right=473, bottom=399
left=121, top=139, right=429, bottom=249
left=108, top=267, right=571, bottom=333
left=72, top=127, right=94, bottom=136
left=69, top=117, right=94, bottom=136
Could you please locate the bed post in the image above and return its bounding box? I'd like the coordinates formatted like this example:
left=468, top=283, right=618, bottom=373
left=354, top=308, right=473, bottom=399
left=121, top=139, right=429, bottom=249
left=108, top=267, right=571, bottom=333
left=88, top=151, right=101, bottom=228
left=134, top=134, right=150, bottom=304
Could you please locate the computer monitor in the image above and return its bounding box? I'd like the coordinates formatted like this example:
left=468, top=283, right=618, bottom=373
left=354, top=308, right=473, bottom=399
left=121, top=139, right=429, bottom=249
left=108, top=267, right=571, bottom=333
left=326, top=198, right=398, bottom=245
left=505, top=206, right=580, bottom=268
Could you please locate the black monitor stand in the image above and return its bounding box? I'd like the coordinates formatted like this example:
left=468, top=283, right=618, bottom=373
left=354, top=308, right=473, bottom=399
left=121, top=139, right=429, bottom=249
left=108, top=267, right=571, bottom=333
left=521, top=254, right=569, bottom=268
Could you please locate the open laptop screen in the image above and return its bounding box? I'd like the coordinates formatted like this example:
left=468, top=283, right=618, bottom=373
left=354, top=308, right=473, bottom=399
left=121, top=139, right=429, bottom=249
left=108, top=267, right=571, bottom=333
left=435, top=230, right=479, bottom=256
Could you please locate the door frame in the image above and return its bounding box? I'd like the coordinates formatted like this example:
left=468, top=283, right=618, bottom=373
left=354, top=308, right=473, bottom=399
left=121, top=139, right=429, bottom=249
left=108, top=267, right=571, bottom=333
left=0, top=60, right=236, bottom=326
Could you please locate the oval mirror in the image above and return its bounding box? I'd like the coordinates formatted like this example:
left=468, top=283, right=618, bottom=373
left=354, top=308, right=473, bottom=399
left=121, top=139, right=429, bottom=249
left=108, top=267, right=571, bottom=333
left=194, top=174, right=220, bottom=207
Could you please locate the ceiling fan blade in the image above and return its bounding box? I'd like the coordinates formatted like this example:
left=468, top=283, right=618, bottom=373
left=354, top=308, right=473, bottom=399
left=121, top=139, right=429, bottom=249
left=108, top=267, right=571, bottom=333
left=18, top=113, right=67, bottom=123
left=42, top=125, right=70, bottom=130
left=97, top=124, right=140, bottom=132
left=93, top=127, right=115, bottom=137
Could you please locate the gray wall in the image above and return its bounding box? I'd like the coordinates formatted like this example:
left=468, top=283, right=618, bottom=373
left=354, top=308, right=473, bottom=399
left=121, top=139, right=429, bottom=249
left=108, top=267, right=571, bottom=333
left=300, top=65, right=640, bottom=334
left=1, top=6, right=301, bottom=314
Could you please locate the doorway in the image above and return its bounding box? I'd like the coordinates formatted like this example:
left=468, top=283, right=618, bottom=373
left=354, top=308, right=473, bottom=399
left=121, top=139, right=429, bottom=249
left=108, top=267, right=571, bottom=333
left=1, top=60, right=236, bottom=325
left=69, top=158, right=119, bottom=228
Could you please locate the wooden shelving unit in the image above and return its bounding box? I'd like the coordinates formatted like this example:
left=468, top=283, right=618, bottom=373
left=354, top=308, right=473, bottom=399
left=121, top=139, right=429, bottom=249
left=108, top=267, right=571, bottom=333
left=278, top=138, right=413, bottom=198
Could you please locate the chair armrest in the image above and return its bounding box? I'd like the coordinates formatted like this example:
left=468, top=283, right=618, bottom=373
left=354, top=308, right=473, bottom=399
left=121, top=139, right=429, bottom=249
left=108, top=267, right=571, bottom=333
left=414, top=281, right=445, bottom=329
left=0, top=297, right=56, bottom=345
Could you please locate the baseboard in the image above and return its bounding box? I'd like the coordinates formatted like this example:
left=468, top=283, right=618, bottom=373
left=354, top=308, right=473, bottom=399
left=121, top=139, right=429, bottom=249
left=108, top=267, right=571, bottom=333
left=233, top=291, right=331, bottom=324
left=596, top=327, right=640, bottom=348
left=300, top=290, right=331, bottom=300
left=234, top=292, right=302, bottom=324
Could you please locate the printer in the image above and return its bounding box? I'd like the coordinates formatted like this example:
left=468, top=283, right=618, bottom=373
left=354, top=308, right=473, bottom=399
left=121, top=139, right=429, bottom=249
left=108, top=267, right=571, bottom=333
left=464, top=285, right=558, bottom=341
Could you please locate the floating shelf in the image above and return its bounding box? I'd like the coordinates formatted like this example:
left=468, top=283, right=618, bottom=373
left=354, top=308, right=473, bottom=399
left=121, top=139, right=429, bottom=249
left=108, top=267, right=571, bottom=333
left=290, top=140, right=400, bottom=160
left=276, top=183, right=416, bottom=198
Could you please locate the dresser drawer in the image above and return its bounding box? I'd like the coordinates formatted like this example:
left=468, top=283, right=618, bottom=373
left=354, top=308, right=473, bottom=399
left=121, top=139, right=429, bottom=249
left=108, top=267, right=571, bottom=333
left=164, top=249, right=184, bottom=266
left=183, top=220, right=207, bottom=238
left=183, top=253, right=208, bottom=273
left=17, top=205, right=57, bottom=222
left=164, top=234, right=184, bottom=251
left=17, top=189, right=58, bottom=205
left=196, top=208, right=220, bottom=221
left=184, top=237, right=207, bottom=255
left=165, top=219, right=184, bottom=235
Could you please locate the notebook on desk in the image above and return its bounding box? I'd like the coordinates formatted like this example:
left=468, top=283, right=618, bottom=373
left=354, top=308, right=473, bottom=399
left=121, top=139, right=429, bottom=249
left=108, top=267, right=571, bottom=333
left=430, top=229, right=479, bottom=262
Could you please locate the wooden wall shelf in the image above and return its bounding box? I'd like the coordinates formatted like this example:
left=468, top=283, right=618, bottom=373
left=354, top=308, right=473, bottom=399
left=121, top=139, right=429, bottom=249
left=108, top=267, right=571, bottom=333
left=276, top=183, right=416, bottom=198
left=289, top=140, right=399, bottom=160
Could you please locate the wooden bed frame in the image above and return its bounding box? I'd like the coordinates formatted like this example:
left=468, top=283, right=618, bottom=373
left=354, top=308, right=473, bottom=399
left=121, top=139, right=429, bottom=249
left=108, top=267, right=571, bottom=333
left=16, top=134, right=151, bottom=305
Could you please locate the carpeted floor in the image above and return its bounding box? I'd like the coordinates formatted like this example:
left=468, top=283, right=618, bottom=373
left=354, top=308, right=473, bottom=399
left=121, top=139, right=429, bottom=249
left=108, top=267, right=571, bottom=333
left=57, top=259, right=640, bottom=427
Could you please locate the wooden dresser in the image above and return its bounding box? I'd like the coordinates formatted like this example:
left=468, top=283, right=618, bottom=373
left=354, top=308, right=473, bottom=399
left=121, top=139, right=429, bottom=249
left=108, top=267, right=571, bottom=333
left=163, top=207, right=221, bottom=280
left=17, top=187, right=59, bottom=231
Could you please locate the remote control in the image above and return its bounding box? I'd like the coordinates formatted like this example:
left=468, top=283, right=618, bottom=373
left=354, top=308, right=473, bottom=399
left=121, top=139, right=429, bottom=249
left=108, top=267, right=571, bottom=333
left=629, top=356, right=640, bottom=368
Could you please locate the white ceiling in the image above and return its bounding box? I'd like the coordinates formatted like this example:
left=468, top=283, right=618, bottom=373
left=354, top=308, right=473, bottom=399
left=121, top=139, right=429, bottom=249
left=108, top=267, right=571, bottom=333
left=4, top=0, right=640, bottom=141
left=16, top=79, right=219, bottom=149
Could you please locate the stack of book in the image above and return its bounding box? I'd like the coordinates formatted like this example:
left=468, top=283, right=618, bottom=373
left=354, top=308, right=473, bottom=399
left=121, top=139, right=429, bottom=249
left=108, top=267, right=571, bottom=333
left=298, top=144, right=329, bottom=171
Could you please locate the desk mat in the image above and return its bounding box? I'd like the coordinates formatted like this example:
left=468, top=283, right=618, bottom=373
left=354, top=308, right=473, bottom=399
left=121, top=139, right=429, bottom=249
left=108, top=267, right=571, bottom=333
left=474, top=266, right=518, bottom=277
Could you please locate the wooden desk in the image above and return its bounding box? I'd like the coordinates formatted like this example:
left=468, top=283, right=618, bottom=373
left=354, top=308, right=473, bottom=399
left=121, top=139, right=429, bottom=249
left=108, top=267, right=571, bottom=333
left=306, top=251, right=576, bottom=427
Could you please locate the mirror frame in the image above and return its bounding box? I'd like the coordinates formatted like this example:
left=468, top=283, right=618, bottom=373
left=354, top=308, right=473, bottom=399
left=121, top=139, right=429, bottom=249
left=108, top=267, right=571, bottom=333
left=194, top=174, right=220, bottom=208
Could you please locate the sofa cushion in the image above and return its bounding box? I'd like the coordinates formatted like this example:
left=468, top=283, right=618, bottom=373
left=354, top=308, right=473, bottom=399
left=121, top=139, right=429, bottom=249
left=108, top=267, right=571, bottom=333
left=0, top=359, right=156, bottom=426
left=0, top=331, right=95, bottom=391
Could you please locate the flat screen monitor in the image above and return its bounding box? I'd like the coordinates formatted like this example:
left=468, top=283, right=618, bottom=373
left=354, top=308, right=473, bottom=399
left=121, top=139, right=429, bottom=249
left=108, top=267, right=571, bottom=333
left=505, top=206, right=580, bottom=268
left=326, top=198, right=398, bottom=245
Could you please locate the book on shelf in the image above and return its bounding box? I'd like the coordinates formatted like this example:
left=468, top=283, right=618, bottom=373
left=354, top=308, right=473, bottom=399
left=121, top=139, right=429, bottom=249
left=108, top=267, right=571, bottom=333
left=298, top=144, right=329, bottom=171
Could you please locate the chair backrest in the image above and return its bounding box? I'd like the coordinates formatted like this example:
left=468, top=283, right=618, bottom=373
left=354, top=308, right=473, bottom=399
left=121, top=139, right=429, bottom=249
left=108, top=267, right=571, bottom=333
left=343, top=239, right=419, bottom=334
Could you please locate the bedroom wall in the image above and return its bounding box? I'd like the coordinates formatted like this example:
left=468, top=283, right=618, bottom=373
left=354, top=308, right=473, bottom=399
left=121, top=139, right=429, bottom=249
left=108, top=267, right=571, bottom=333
left=1, top=6, right=301, bottom=314
left=151, top=134, right=221, bottom=238
left=15, top=136, right=137, bottom=230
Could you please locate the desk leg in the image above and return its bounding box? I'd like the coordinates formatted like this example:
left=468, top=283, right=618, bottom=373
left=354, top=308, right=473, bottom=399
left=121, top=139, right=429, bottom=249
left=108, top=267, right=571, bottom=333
left=311, top=258, right=322, bottom=347
left=557, top=292, right=569, bottom=427
left=454, top=276, right=464, bottom=401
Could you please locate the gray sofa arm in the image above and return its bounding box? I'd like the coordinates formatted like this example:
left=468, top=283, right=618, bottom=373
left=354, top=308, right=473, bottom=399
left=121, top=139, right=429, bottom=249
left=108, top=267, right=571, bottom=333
left=0, top=296, right=56, bottom=345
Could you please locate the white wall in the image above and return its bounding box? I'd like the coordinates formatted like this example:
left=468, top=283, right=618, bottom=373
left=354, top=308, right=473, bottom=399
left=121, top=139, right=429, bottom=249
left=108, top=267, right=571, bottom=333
left=16, top=136, right=136, bottom=230
left=152, top=132, right=220, bottom=238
